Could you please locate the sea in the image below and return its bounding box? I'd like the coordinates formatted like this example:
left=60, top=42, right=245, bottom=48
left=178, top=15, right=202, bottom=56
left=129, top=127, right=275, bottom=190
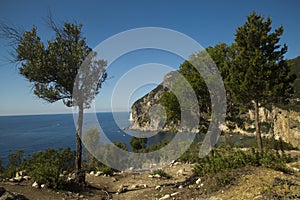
left=0, top=112, right=177, bottom=166
left=0, top=112, right=255, bottom=167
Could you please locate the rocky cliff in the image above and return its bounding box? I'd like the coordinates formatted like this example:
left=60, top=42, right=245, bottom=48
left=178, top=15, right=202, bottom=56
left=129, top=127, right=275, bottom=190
left=129, top=71, right=175, bottom=132
left=273, top=107, right=300, bottom=149
left=130, top=72, right=300, bottom=149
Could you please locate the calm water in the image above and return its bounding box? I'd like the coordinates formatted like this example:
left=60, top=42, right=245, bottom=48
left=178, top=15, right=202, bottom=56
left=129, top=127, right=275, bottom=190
left=0, top=112, right=182, bottom=166
left=0, top=112, right=255, bottom=166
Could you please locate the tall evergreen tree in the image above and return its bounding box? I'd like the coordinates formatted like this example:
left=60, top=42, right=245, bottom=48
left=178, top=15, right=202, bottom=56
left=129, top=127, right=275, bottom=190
left=1, top=21, right=107, bottom=184
left=228, top=12, right=295, bottom=151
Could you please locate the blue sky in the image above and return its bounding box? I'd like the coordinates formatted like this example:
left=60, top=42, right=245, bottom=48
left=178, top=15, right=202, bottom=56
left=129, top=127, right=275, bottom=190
left=0, top=0, right=299, bottom=115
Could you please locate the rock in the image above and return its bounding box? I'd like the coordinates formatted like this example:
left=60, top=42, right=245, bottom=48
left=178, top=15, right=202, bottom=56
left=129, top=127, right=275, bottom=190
left=67, top=173, right=76, bottom=181
left=128, top=167, right=134, bottom=171
left=176, top=168, right=185, bottom=175
left=154, top=174, right=161, bottom=178
left=8, top=178, right=15, bottom=182
left=117, top=185, right=127, bottom=194
left=155, top=185, right=161, bottom=190
left=112, top=177, right=118, bottom=182
left=148, top=175, right=154, bottom=178
left=178, top=185, right=183, bottom=189
left=129, top=184, right=137, bottom=190
left=32, top=181, right=39, bottom=188
left=41, top=184, right=46, bottom=189
left=23, top=176, right=31, bottom=180
left=79, top=195, right=84, bottom=198
left=89, top=171, right=95, bottom=175
left=13, top=176, right=23, bottom=182
left=171, top=192, right=179, bottom=197
left=196, top=178, right=201, bottom=184
left=159, top=194, right=170, bottom=200
left=95, top=171, right=103, bottom=176
left=174, top=161, right=182, bottom=166
left=142, top=184, right=148, bottom=188
left=0, top=189, right=28, bottom=200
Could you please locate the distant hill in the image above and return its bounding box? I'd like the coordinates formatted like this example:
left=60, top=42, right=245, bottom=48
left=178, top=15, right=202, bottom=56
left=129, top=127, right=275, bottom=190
left=288, top=56, right=300, bottom=99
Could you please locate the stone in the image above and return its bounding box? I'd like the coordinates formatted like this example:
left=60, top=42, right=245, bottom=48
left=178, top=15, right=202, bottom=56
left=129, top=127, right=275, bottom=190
left=23, top=176, right=31, bottom=180
left=159, top=194, right=170, bottom=200
left=174, top=161, right=182, bottom=166
left=41, top=184, right=46, bottom=189
left=196, top=178, right=201, bottom=184
left=171, top=192, right=179, bottom=197
left=176, top=168, right=185, bottom=175
left=178, top=185, right=183, bottom=189
left=148, top=175, right=153, bottom=178
left=13, top=176, right=23, bottom=182
left=117, top=185, right=127, bottom=194
left=155, top=185, right=161, bottom=190
left=154, top=174, right=161, bottom=178
left=95, top=171, right=103, bottom=176
left=32, top=181, right=39, bottom=188
left=89, top=171, right=95, bottom=175
left=129, top=184, right=137, bottom=190
left=9, top=178, right=15, bottom=182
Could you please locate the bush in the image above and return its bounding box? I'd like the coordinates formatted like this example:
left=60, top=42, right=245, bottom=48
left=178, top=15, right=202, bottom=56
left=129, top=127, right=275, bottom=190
left=5, top=150, right=24, bottom=178
left=0, top=159, right=4, bottom=175
left=22, top=148, right=75, bottom=188
left=97, top=165, right=116, bottom=176
left=130, top=137, right=147, bottom=152
left=194, top=147, right=297, bottom=177
left=151, top=169, right=172, bottom=179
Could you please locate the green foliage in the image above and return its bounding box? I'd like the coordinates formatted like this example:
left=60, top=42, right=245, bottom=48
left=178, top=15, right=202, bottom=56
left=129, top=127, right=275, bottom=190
left=16, top=23, right=107, bottom=108
left=260, top=137, right=297, bottom=151
left=0, top=159, right=4, bottom=175
left=228, top=12, right=295, bottom=107
left=22, top=148, right=75, bottom=188
left=160, top=91, right=180, bottom=124
left=5, top=150, right=24, bottom=178
left=288, top=56, right=300, bottom=99
left=114, top=141, right=128, bottom=151
left=7, top=150, right=24, bottom=168
left=193, top=147, right=296, bottom=177
left=129, top=137, right=147, bottom=152
left=178, top=142, right=202, bottom=163
left=97, top=165, right=116, bottom=176
left=151, top=169, right=172, bottom=179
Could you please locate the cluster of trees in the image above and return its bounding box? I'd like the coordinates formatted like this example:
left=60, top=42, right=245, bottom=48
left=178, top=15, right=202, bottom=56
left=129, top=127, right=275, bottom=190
left=161, top=12, right=296, bottom=151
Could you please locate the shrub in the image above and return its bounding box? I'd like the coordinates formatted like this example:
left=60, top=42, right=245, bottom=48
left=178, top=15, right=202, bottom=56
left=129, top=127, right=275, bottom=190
left=194, top=147, right=297, bottom=177
left=5, top=150, right=24, bottom=178
left=97, top=165, right=116, bottom=176
left=130, top=137, right=147, bottom=152
left=0, top=159, right=4, bottom=175
left=151, top=169, right=172, bottom=179
left=22, top=148, right=75, bottom=188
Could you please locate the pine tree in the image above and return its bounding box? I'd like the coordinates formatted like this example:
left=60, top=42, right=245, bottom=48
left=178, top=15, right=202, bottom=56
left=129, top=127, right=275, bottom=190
left=228, top=12, right=295, bottom=151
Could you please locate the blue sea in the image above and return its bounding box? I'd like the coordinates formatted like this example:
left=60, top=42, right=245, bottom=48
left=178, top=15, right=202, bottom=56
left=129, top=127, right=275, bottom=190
left=0, top=112, right=177, bottom=166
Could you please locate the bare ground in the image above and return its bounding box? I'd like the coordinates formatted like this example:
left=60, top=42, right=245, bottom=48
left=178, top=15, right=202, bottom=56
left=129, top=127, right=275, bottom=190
left=1, top=161, right=300, bottom=200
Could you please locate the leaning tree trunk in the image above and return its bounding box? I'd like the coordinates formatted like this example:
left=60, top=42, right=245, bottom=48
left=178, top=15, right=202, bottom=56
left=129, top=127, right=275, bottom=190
left=254, top=100, right=263, bottom=151
left=75, top=104, right=85, bottom=185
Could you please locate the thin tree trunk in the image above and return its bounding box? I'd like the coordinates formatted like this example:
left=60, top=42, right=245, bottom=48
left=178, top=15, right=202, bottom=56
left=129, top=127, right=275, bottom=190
left=254, top=100, right=263, bottom=151
left=75, top=104, right=85, bottom=185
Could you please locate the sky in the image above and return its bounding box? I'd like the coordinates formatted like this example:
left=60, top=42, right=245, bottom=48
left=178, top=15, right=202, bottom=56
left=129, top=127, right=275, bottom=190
left=0, top=0, right=299, bottom=116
